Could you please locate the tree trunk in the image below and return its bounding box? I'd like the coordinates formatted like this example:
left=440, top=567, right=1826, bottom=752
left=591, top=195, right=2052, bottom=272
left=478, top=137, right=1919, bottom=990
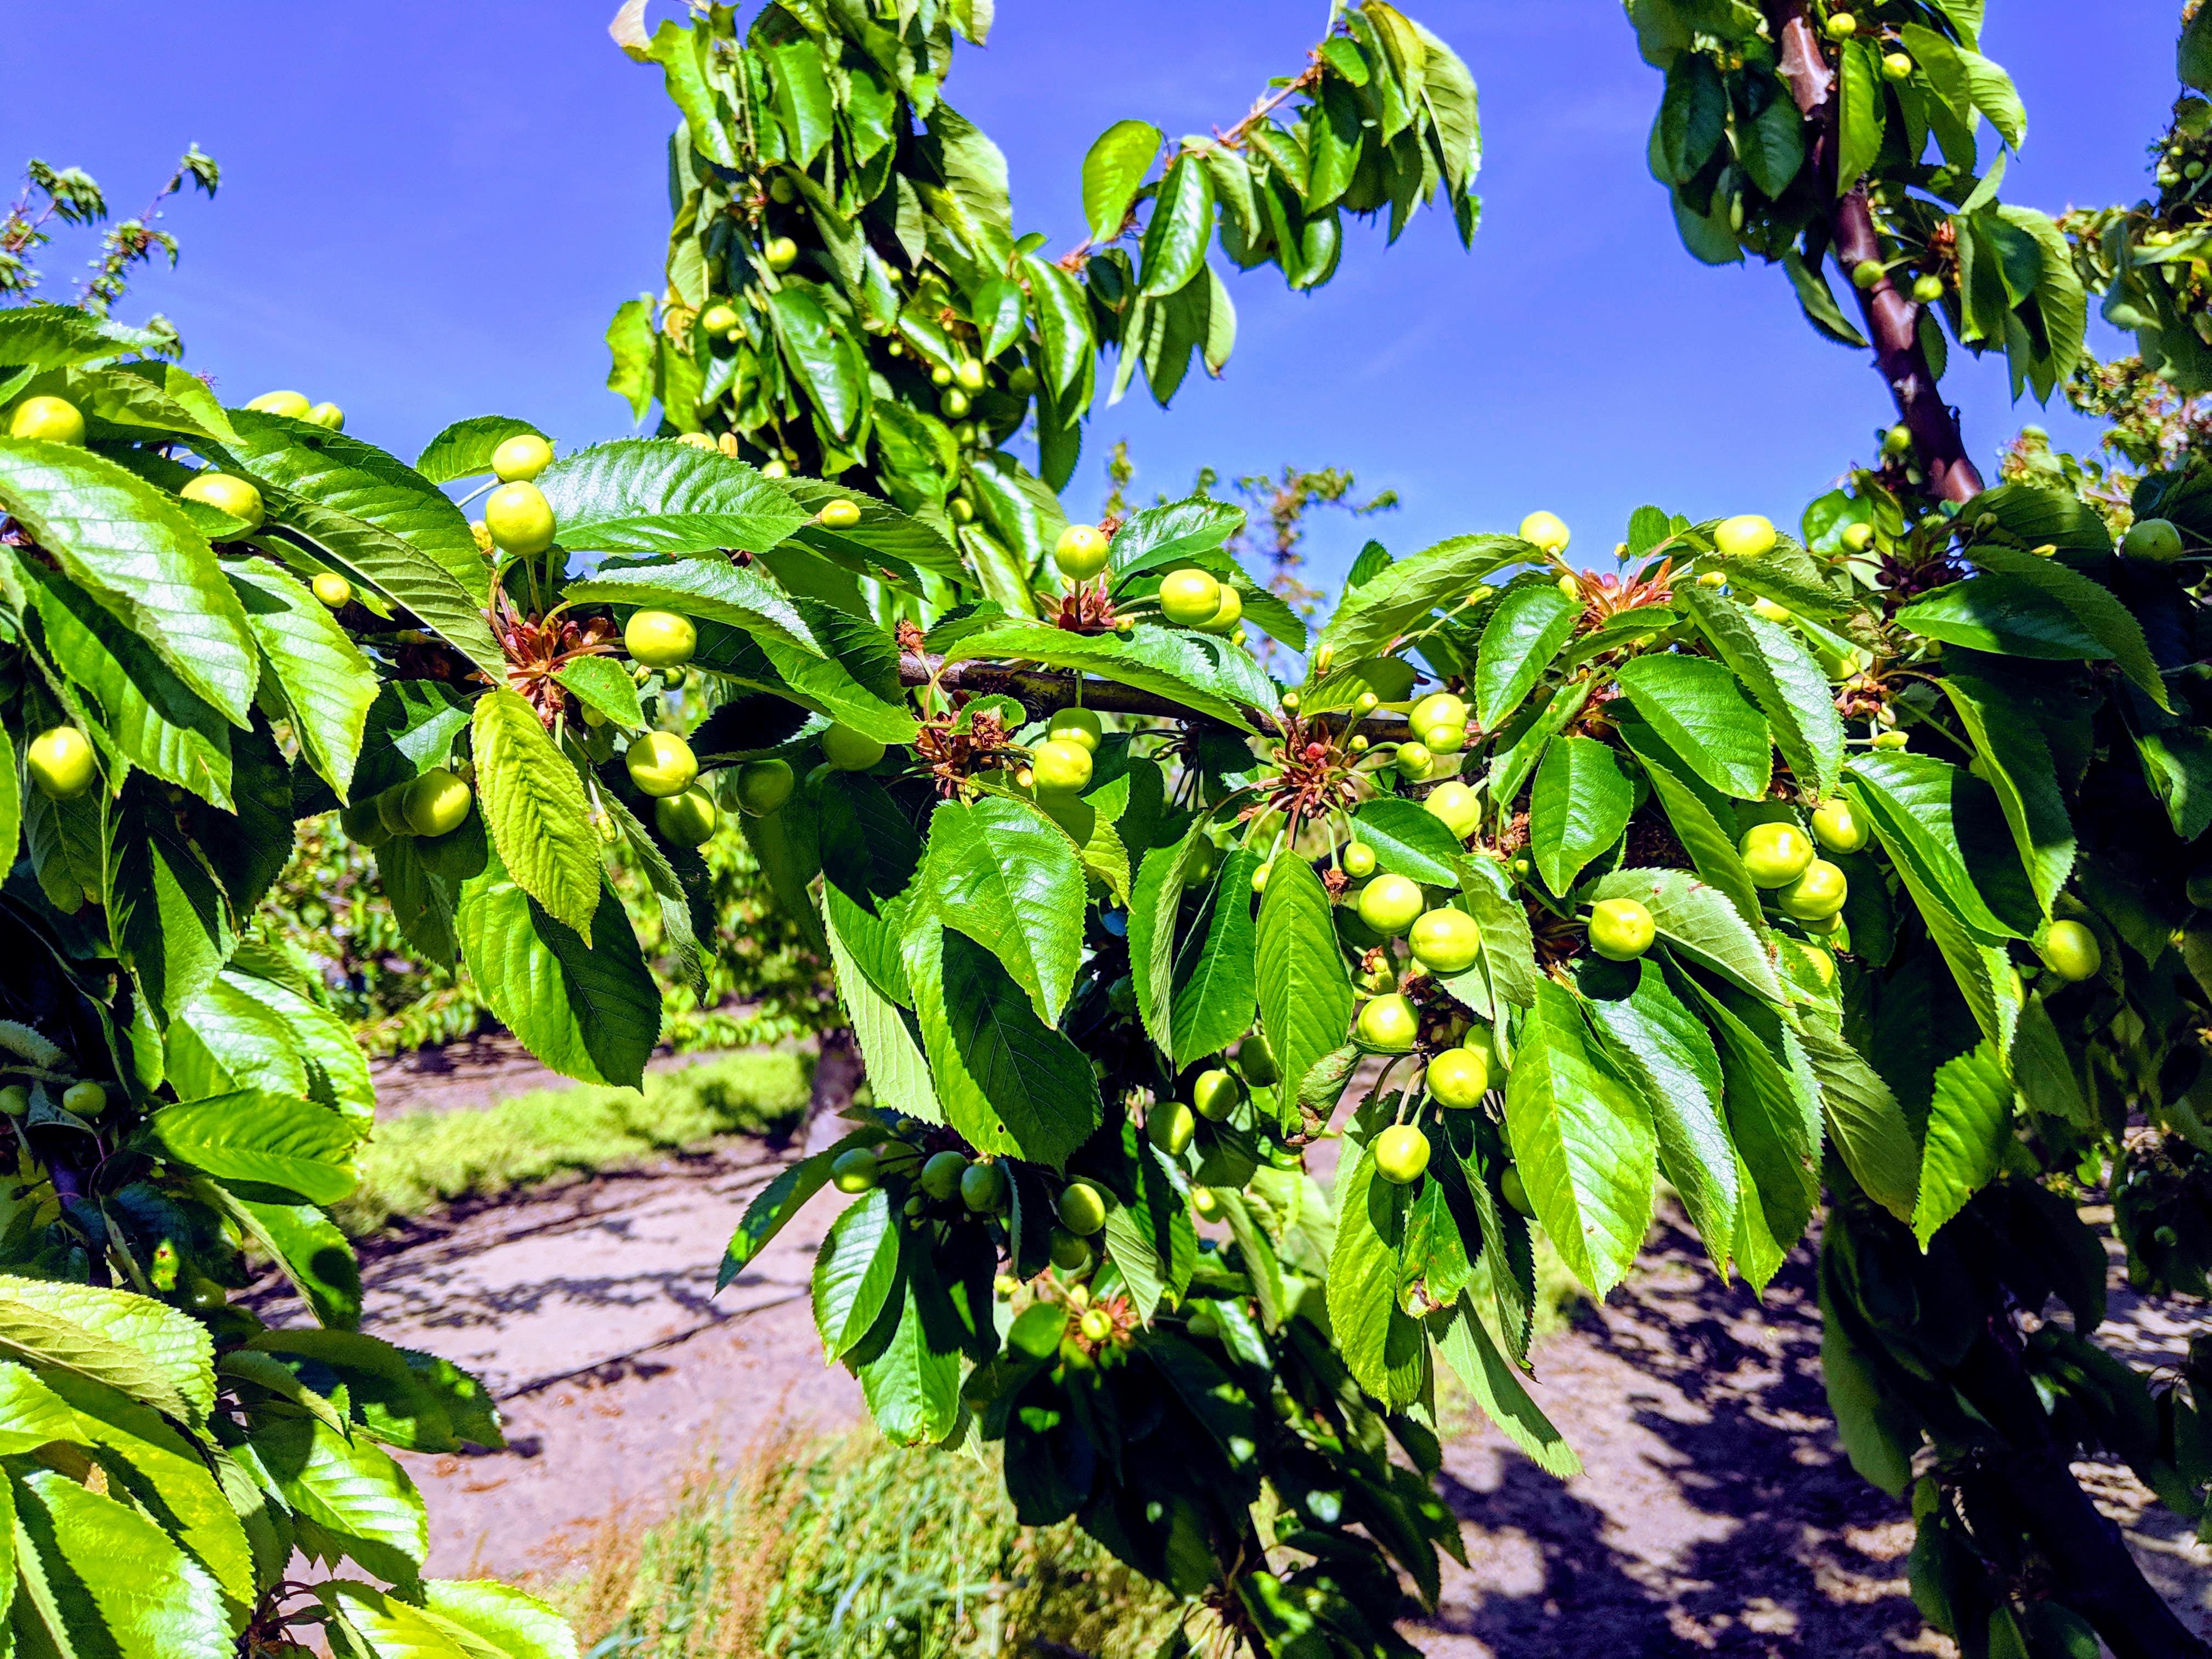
left=800, top=1025, right=864, bottom=1154
left=1765, top=0, right=1984, bottom=502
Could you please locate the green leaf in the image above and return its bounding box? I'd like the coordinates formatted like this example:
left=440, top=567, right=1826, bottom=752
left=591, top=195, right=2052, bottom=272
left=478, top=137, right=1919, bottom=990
left=30, top=361, right=238, bottom=450
left=470, top=690, right=601, bottom=938
left=536, top=439, right=810, bottom=556
left=1318, top=535, right=1533, bottom=681
left=813, top=1188, right=902, bottom=1361
left=823, top=898, right=940, bottom=1124
left=770, top=286, right=868, bottom=438
left=847, top=1254, right=964, bottom=1447
left=1472, top=580, right=1580, bottom=731
left=1612, top=653, right=1771, bottom=799
left=1139, top=151, right=1216, bottom=300
left=1781, top=250, right=1869, bottom=347
left=0, top=1276, right=214, bottom=1426
left=901, top=917, right=1101, bottom=1167
left=250, top=1410, right=426, bottom=1582
left=1503, top=980, right=1655, bottom=1297
left=108, top=808, right=237, bottom=1019
left=1836, top=40, right=1884, bottom=191
left=1912, top=1042, right=2013, bottom=1247
left=12, top=1465, right=230, bottom=1658
left=1677, top=586, right=1845, bottom=799
left=1939, top=672, right=2076, bottom=918
left=1592, top=866, right=1784, bottom=1003
left=1817, top=1274, right=1917, bottom=1498
left=1351, top=797, right=1467, bottom=886
left=0, top=438, right=258, bottom=726
left=1846, top=752, right=2019, bottom=940
left=223, top=405, right=493, bottom=604
left=2186, top=2, right=2212, bottom=93
left=1082, top=119, right=1164, bottom=243
left=1455, top=858, right=1538, bottom=1010
left=1325, top=1138, right=1427, bottom=1408
left=565, top=558, right=820, bottom=661
left=1618, top=727, right=1768, bottom=938
left=1426, top=1297, right=1579, bottom=1478
left=605, top=298, right=657, bottom=422
left=0, top=304, right=165, bottom=371
left=418, top=1581, right=578, bottom=1659
left=229, top=559, right=377, bottom=798
left=0, top=726, right=16, bottom=876
left=552, top=656, right=644, bottom=730
left=1130, top=825, right=1211, bottom=1054
left=140, top=1091, right=358, bottom=1206
left=1107, top=496, right=1243, bottom=583
left=1794, top=1015, right=1920, bottom=1224
left=1170, top=850, right=1261, bottom=1067
left=414, top=415, right=551, bottom=486
left=923, top=795, right=1085, bottom=1024
left=14, top=554, right=234, bottom=806
left=936, top=620, right=1257, bottom=729
left=1576, top=958, right=1738, bottom=1271
left=1255, top=856, right=1356, bottom=1127
left=715, top=1131, right=882, bottom=1289
left=2133, top=723, right=2212, bottom=843
left=222, top=1194, right=363, bottom=1331
left=1896, top=574, right=2114, bottom=661
left=1656, top=52, right=1728, bottom=182
left=170, top=966, right=374, bottom=1130
left=456, top=847, right=660, bottom=1088
left=1688, top=981, right=1820, bottom=1290
left=1961, top=542, right=2169, bottom=711
left=1530, top=736, right=1633, bottom=894
left=1740, top=87, right=1805, bottom=198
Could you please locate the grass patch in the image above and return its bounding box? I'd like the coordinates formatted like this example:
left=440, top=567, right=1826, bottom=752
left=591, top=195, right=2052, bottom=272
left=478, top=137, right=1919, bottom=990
left=340, top=1052, right=810, bottom=1234
left=539, top=1421, right=1186, bottom=1658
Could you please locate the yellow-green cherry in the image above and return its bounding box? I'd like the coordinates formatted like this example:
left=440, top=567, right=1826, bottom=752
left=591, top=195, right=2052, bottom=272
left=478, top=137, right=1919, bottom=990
left=735, top=759, right=795, bottom=816
left=493, top=432, right=555, bottom=482
left=1409, top=908, right=1483, bottom=975
left=1427, top=1045, right=1491, bottom=1108
left=9, top=395, right=86, bottom=444
left=484, top=481, right=556, bottom=555
left=1356, top=874, right=1425, bottom=937
left=1589, top=897, right=1656, bottom=961
left=1740, top=821, right=1816, bottom=888
left=1159, top=568, right=1223, bottom=625
left=1357, top=994, right=1419, bottom=1053
left=625, top=610, right=697, bottom=667
left=626, top=731, right=699, bottom=798
left=1373, top=1124, right=1431, bottom=1184
left=27, top=727, right=97, bottom=800
left=181, top=471, right=266, bottom=531
left=821, top=723, right=887, bottom=771
left=2039, top=920, right=2102, bottom=982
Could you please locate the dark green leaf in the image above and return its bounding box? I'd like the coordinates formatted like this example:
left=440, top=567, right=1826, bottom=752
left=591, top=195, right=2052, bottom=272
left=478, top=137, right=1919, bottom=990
left=537, top=439, right=810, bottom=556
left=1255, top=856, right=1355, bottom=1128
left=1612, top=653, right=1771, bottom=799
left=1530, top=736, right=1633, bottom=894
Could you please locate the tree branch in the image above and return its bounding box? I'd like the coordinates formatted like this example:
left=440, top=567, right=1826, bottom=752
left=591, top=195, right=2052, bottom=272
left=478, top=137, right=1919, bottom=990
left=1767, top=0, right=1985, bottom=503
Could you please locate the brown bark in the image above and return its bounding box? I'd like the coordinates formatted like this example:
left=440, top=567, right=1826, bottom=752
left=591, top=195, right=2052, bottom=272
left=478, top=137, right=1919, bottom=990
left=1766, top=0, right=1985, bottom=502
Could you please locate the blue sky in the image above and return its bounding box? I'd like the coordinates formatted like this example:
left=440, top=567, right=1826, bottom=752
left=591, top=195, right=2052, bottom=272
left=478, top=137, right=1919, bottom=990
left=1, top=3, right=2177, bottom=589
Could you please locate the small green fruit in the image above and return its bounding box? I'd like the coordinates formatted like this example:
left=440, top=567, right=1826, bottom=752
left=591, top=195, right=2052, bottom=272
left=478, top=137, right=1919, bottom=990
left=625, top=730, right=699, bottom=798
left=817, top=498, right=863, bottom=530
left=938, top=387, right=971, bottom=420
left=1237, top=1033, right=1278, bottom=1085
left=654, top=787, right=719, bottom=847
left=961, top=1160, right=1009, bottom=1212
left=735, top=759, right=794, bottom=817
left=1148, top=1101, right=1197, bottom=1156
left=1409, top=692, right=1468, bottom=733
left=1409, top=907, right=1483, bottom=975
left=1850, top=259, right=1886, bottom=290
left=403, top=768, right=473, bottom=838
left=1911, top=273, right=1945, bottom=303
left=1740, top=821, right=1816, bottom=888
left=180, top=471, right=267, bottom=530
left=27, top=727, right=97, bottom=800
left=1427, top=1045, right=1490, bottom=1108
left=1047, top=707, right=1103, bottom=752
left=1031, top=738, right=1093, bottom=795
left=1713, top=515, right=1776, bottom=559
left=920, top=1150, right=969, bottom=1201
left=493, top=433, right=555, bottom=481
left=60, top=1080, right=106, bottom=1118
left=831, top=1148, right=881, bottom=1193
left=1811, top=797, right=1869, bottom=854
left=954, top=358, right=986, bottom=392
left=1357, top=994, right=1419, bottom=1053
left=377, top=786, right=416, bottom=838
left=1079, top=1307, right=1114, bottom=1343
left=2039, top=920, right=2102, bottom=982
left=625, top=609, right=697, bottom=667
left=2124, top=518, right=2186, bottom=563
left=1519, top=510, right=1570, bottom=554
left=1201, top=585, right=1243, bottom=636
left=1775, top=859, right=1848, bottom=920
left=1190, top=1187, right=1222, bottom=1221
left=1824, top=12, right=1857, bottom=39
left=1501, top=1166, right=1533, bottom=1217
left=0, top=1086, right=27, bottom=1119
left=1841, top=522, right=1875, bottom=553
left=1425, top=781, right=1481, bottom=839
left=698, top=302, right=740, bottom=336
left=9, top=395, right=85, bottom=444
left=821, top=724, right=888, bottom=771
left=1373, top=1124, right=1431, bottom=1185
left=1342, top=841, right=1378, bottom=878
left=484, top=481, right=556, bottom=555
left=1058, top=1178, right=1108, bottom=1236
left=1357, top=874, right=1426, bottom=937
left=1394, top=741, right=1434, bottom=776
left=306, top=402, right=345, bottom=431
left=245, top=390, right=313, bottom=417
left=1052, top=523, right=1111, bottom=582
left=1882, top=50, right=1914, bottom=81
left=764, top=236, right=799, bottom=272
left=1159, top=568, right=1223, bottom=625
left=1047, top=1227, right=1092, bottom=1272
left=1882, top=423, right=1912, bottom=456
left=1589, top=897, right=1656, bottom=960
left=1193, top=1068, right=1243, bottom=1121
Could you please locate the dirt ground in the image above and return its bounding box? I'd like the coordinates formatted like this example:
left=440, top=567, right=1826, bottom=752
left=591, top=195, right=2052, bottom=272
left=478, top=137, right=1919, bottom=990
left=256, top=1065, right=2212, bottom=1656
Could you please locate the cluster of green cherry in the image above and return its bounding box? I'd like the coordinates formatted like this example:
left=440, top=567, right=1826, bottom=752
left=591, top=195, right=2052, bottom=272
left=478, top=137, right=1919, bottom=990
left=1047, top=521, right=1251, bottom=645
